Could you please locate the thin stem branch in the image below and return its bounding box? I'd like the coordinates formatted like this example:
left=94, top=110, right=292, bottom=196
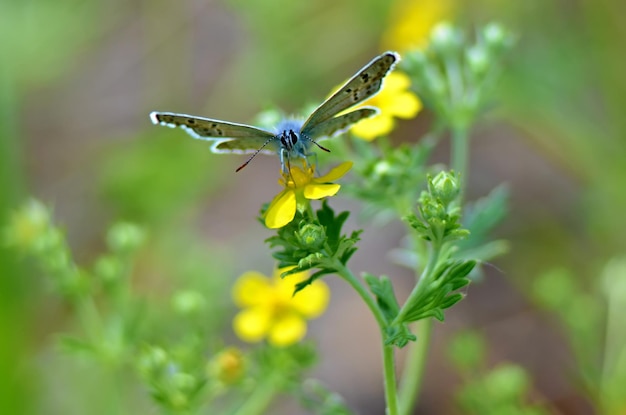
left=393, top=240, right=442, bottom=325
left=383, top=344, right=399, bottom=415
left=332, top=261, right=398, bottom=414
left=398, top=319, right=433, bottom=415
left=450, top=125, right=469, bottom=204
left=231, top=374, right=280, bottom=415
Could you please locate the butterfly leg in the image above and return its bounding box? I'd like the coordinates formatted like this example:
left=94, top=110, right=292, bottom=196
left=279, top=147, right=290, bottom=175
left=306, top=152, right=319, bottom=175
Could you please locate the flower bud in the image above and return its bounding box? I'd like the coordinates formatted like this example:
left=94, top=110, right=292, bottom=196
left=296, top=223, right=326, bottom=249
left=430, top=21, right=461, bottom=54
left=94, top=255, right=122, bottom=285
left=106, top=222, right=144, bottom=253
left=6, top=199, right=51, bottom=250
left=482, top=22, right=511, bottom=53
left=429, top=171, right=461, bottom=206
left=137, top=346, right=169, bottom=376
left=466, top=45, right=489, bottom=76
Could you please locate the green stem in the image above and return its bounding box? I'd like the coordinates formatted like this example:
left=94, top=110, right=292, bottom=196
left=450, top=125, right=469, bottom=203
left=332, top=262, right=398, bottom=414
left=398, top=319, right=432, bottom=415
left=382, top=344, right=399, bottom=415
left=231, top=374, right=280, bottom=415
left=444, top=54, right=464, bottom=109
left=393, top=241, right=442, bottom=325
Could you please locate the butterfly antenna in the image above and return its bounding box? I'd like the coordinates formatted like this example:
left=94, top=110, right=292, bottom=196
left=305, top=137, right=331, bottom=153
left=235, top=137, right=277, bottom=172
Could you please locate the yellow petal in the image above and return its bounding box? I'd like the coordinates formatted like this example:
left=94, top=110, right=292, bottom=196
left=381, top=0, right=454, bottom=52
left=317, top=161, right=353, bottom=182
left=386, top=91, right=422, bottom=119
left=268, top=313, right=307, bottom=346
left=274, top=267, right=311, bottom=300
left=288, top=164, right=313, bottom=188
left=232, top=271, right=272, bottom=307
left=290, top=280, right=330, bottom=318
left=273, top=273, right=299, bottom=302
left=351, top=115, right=395, bottom=140
left=265, top=189, right=297, bottom=229
left=304, top=183, right=340, bottom=200
left=233, top=307, right=271, bottom=342
left=382, top=72, right=411, bottom=92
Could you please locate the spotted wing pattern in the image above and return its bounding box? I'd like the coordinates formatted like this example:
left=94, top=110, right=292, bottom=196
left=301, top=52, right=399, bottom=134
left=210, top=136, right=279, bottom=154
left=305, top=107, right=378, bottom=140
left=150, top=112, right=275, bottom=147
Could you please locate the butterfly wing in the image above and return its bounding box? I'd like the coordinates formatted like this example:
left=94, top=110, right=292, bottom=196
left=301, top=52, right=399, bottom=134
left=150, top=112, right=276, bottom=153
left=305, top=107, right=378, bottom=140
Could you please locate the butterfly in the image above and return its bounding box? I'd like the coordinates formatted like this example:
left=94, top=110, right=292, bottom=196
left=150, top=51, right=399, bottom=172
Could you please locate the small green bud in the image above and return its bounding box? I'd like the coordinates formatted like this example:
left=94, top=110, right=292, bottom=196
left=466, top=45, right=489, bottom=76
left=31, top=228, right=64, bottom=255
left=483, top=364, right=529, bottom=400
left=429, top=171, right=461, bottom=206
left=137, top=346, right=169, bottom=376
left=171, top=290, right=206, bottom=316
left=296, top=223, right=326, bottom=249
left=106, top=222, right=144, bottom=254
left=430, top=21, right=462, bottom=53
left=94, top=255, right=123, bottom=285
left=482, top=22, right=511, bottom=53
left=298, top=252, right=324, bottom=269
left=373, top=160, right=393, bottom=177
left=419, top=197, right=446, bottom=222
left=5, top=199, right=51, bottom=250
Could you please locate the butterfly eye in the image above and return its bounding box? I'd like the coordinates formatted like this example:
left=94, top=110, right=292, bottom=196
left=289, top=130, right=298, bottom=144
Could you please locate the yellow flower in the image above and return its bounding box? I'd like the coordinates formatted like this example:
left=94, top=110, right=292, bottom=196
left=264, top=161, right=353, bottom=229
left=232, top=267, right=330, bottom=347
left=381, top=0, right=454, bottom=53
left=207, top=347, right=245, bottom=385
left=350, top=72, right=422, bottom=141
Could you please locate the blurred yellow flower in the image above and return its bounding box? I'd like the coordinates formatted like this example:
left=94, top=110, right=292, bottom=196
left=207, top=347, right=245, bottom=385
left=232, top=267, right=330, bottom=347
left=6, top=199, right=51, bottom=250
left=264, top=161, right=353, bottom=229
left=350, top=72, right=422, bottom=141
left=381, top=0, right=454, bottom=52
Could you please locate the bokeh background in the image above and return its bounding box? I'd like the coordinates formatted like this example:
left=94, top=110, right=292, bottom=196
left=1, top=0, right=625, bottom=414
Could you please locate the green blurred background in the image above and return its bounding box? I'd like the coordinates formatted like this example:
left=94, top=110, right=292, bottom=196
left=1, top=0, right=625, bottom=413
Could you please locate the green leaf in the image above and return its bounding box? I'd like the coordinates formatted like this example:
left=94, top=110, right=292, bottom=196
left=363, top=274, right=400, bottom=322
left=384, top=324, right=417, bottom=348
left=398, top=260, right=475, bottom=324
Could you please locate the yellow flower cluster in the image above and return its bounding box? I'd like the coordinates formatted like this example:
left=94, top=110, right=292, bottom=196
left=232, top=267, right=330, bottom=347
left=350, top=72, right=422, bottom=141
left=264, top=161, right=353, bottom=229
left=381, top=0, right=454, bottom=52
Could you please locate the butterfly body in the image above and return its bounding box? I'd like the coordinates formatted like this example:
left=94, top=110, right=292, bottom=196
left=150, top=51, right=399, bottom=172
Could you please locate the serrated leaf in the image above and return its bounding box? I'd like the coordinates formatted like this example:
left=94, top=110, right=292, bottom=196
left=363, top=274, right=400, bottom=322
left=440, top=293, right=465, bottom=309
left=384, top=325, right=417, bottom=347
